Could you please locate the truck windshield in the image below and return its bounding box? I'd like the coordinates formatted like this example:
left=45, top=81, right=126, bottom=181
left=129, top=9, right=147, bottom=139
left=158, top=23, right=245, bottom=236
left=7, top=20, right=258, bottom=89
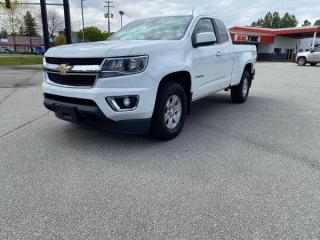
left=110, top=16, right=193, bottom=41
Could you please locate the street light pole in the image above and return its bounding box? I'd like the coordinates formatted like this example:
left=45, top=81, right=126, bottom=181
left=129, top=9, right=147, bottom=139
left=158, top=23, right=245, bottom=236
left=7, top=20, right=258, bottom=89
left=119, top=11, right=125, bottom=28
left=80, top=0, right=85, bottom=42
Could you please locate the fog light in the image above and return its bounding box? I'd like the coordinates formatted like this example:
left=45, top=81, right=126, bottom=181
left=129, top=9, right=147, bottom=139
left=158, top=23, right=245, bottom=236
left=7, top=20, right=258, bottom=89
left=123, top=97, right=131, bottom=107
left=106, top=96, right=139, bottom=112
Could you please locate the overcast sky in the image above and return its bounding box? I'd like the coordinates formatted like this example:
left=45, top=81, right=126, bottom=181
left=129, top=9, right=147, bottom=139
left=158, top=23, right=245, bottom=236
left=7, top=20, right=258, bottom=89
left=47, top=0, right=320, bottom=32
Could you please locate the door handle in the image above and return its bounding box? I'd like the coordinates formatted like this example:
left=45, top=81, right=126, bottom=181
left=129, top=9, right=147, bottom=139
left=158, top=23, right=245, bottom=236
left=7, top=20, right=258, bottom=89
left=216, top=51, right=222, bottom=56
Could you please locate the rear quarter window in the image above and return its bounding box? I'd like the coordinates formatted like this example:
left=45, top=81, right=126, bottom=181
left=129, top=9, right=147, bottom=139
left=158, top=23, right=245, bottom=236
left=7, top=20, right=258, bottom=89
left=214, top=19, right=229, bottom=43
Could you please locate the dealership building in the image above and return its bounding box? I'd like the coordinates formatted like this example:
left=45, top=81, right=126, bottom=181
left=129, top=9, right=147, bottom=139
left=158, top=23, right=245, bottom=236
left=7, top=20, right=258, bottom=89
left=0, top=36, right=44, bottom=53
left=229, top=26, right=320, bottom=61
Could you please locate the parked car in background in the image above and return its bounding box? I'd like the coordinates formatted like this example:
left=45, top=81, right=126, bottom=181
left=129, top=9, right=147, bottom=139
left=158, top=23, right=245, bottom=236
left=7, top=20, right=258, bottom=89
left=0, top=47, right=12, bottom=54
left=35, top=46, right=46, bottom=55
left=42, top=15, right=257, bottom=140
left=296, top=46, right=320, bottom=66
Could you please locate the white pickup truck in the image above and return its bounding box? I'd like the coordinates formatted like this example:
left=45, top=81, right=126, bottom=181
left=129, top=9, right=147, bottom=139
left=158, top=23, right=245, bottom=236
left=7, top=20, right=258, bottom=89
left=43, top=15, right=257, bottom=140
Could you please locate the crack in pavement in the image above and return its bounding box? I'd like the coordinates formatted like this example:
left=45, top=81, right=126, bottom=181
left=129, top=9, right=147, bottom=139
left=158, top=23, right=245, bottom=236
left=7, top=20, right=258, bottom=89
left=0, top=89, right=18, bottom=106
left=0, top=111, right=50, bottom=139
left=0, top=70, right=42, bottom=89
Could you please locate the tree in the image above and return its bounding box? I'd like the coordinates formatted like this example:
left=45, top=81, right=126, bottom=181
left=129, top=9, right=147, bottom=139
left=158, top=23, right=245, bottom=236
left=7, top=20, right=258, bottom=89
left=280, top=13, right=298, bottom=28
left=18, top=25, right=24, bottom=36
left=55, top=33, right=66, bottom=45
left=24, top=11, right=37, bottom=36
left=314, top=20, right=320, bottom=26
left=0, top=0, right=24, bottom=51
left=272, top=12, right=281, bottom=28
left=47, top=9, right=64, bottom=44
left=23, top=10, right=37, bottom=52
left=0, top=28, right=8, bottom=38
left=251, top=12, right=298, bottom=28
left=74, top=26, right=108, bottom=42
left=262, top=12, right=273, bottom=28
left=252, top=18, right=263, bottom=27
left=302, top=20, right=311, bottom=27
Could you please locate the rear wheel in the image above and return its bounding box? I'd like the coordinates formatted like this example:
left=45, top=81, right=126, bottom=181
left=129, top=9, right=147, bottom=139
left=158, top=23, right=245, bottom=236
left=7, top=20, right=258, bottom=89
left=151, top=82, right=187, bottom=140
left=297, top=57, right=307, bottom=66
left=231, top=70, right=251, bottom=104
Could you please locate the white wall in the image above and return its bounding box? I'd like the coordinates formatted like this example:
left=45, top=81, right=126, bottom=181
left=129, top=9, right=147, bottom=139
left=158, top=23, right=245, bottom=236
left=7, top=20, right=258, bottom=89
left=271, top=36, right=299, bottom=53
left=299, top=37, right=320, bottom=51
left=258, top=43, right=273, bottom=53
left=258, top=36, right=320, bottom=54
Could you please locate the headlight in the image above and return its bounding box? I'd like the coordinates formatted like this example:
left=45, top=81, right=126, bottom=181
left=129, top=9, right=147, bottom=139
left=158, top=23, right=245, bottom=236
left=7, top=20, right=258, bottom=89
left=100, top=56, right=148, bottom=78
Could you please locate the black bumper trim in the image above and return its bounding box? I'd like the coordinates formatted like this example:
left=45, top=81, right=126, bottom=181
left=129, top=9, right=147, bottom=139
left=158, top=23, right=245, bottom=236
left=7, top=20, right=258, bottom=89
left=44, top=96, right=151, bottom=134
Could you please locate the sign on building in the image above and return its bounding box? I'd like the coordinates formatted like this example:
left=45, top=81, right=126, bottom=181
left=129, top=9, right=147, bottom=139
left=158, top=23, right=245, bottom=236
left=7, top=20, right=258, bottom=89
left=234, top=34, right=260, bottom=43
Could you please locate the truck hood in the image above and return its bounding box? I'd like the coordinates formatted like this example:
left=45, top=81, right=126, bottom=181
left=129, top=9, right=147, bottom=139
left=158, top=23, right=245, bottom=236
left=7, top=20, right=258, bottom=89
left=297, top=51, right=310, bottom=57
left=45, top=40, right=182, bottom=58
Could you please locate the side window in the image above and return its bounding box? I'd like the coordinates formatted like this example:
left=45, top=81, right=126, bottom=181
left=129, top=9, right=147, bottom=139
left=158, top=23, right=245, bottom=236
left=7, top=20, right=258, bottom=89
left=312, top=47, right=320, bottom=53
left=214, top=19, right=229, bottom=43
left=194, top=18, right=215, bottom=35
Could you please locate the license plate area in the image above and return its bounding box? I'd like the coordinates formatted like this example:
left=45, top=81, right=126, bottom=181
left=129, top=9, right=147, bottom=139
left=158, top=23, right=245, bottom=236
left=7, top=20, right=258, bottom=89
left=55, top=104, right=78, bottom=122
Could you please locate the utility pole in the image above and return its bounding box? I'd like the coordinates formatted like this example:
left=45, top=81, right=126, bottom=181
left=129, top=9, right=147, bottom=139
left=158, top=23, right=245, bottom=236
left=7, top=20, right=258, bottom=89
left=119, top=10, right=125, bottom=28
left=80, top=0, right=85, bottom=42
left=104, top=0, right=114, bottom=37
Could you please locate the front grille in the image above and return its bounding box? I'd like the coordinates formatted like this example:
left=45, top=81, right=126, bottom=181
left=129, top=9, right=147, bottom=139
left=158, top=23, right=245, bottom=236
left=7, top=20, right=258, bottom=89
left=47, top=72, right=96, bottom=87
left=44, top=93, right=97, bottom=106
left=45, top=57, right=104, bottom=65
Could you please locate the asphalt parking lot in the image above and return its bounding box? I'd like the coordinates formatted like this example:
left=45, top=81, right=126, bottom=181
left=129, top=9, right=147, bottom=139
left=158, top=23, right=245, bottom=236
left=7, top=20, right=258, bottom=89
left=0, top=63, right=320, bottom=239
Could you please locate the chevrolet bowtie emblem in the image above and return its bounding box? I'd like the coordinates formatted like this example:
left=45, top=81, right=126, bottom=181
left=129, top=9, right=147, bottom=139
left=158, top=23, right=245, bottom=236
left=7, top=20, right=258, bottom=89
left=57, top=64, right=72, bottom=74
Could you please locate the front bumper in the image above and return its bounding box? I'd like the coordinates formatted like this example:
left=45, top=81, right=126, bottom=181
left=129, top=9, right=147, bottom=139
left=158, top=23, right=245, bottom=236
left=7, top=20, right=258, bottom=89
left=44, top=93, right=151, bottom=134
left=42, top=72, right=158, bottom=121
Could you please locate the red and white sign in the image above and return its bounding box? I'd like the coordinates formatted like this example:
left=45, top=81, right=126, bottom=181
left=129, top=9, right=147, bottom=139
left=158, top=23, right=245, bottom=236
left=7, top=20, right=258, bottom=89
left=234, top=34, right=260, bottom=43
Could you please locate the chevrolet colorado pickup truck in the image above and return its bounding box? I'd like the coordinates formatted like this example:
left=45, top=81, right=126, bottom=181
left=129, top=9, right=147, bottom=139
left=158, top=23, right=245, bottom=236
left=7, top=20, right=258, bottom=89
left=43, top=15, right=257, bottom=140
left=296, top=46, right=320, bottom=66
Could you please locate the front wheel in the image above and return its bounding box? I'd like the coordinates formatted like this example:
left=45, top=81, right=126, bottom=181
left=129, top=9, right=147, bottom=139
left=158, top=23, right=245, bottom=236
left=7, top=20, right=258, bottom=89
left=231, top=70, right=251, bottom=103
left=297, top=57, right=307, bottom=66
left=151, top=82, right=187, bottom=140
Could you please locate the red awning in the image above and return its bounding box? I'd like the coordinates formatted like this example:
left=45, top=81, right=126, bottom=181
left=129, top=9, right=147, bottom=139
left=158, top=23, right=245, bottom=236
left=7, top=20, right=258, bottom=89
left=229, top=26, right=320, bottom=38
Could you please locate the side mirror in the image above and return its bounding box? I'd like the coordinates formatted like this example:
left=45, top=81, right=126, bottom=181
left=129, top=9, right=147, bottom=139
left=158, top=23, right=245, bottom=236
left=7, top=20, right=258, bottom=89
left=194, top=32, right=216, bottom=47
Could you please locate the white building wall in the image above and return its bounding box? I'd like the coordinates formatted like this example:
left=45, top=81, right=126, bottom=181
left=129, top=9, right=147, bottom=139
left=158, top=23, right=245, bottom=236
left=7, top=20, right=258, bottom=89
left=258, top=36, right=320, bottom=54
left=299, top=37, right=320, bottom=51
left=258, top=44, right=273, bottom=53
left=270, top=36, right=299, bottom=53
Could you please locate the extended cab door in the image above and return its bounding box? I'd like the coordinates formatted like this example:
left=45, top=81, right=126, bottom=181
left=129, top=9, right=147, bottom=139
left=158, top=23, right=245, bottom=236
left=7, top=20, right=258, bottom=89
left=212, top=18, right=234, bottom=87
left=192, top=18, right=233, bottom=99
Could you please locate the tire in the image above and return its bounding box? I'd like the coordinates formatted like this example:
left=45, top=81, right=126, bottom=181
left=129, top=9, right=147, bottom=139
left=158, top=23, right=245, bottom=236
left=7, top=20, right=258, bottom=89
left=231, top=70, right=251, bottom=104
left=297, top=57, right=307, bottom=66
left=310, top=63, right=317, bottom=66
left=151, top=82, right=187, bottom=140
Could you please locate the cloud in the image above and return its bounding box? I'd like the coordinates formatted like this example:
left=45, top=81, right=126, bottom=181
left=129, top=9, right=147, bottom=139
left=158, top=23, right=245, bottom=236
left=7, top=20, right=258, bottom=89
left=31, top=0, right=320, bottom=33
